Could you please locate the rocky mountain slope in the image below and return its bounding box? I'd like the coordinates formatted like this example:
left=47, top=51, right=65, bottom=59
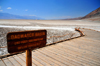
left=82, top=7, right=100, bottom=19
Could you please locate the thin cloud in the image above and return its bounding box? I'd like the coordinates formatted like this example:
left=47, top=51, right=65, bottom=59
left=7, top=7, right=12, bottom=9
left=25, top=9, right=28, bottom=11
left=0, top=10, right=3, bottom=11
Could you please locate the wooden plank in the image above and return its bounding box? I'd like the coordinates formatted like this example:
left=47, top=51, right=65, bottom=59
left=67, top=38, right=100, bottom=54
left=32, top=50, right=66, bottom=66
left=17, top=54, right=36, bottom=66
left=0, top=59, right=6, bottom=66
left=45, top=46, right=92, bottom=66
left=13, top=55, right=26, bottom=66
left=31, top=53, right=51, bottom=66
left=21, top=53, right=43, bottom=66
left=23, top=53, right=51, bottom=66
left=45, top=47, right=83, bottom=64
left=17, top=54, right=26, bottom=61
left=62, top=40, right=100, bottom=57
left=2, top=58, right=14, bottom=66
left=53, top=43, right=100, bottom=66
left=37, top=48, right=70, bottom=66
left=57, top=42, right=100, bottom=64
left=38, top=48, right=83, bottom=66
left=46, top=44, right=99, bottom=66
left=7, top=56, right=21, bottom=66
left=32, top=50, right=59, bottom=66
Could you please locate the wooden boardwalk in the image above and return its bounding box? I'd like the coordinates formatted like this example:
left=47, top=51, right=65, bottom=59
left=0, top=29, right=100, bottom=66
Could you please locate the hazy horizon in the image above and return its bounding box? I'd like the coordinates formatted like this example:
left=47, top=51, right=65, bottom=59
left=0, top=0, right=100, bottom=19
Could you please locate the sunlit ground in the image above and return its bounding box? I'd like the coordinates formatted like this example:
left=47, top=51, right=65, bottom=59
left=0, top=18, right=100, bottom=55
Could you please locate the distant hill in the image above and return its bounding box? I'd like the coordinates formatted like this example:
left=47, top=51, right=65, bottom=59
left=63, top=7, right=100, bottom=20
left=0, top=12, right=43, bottom=20
left=82, top=7, right=100, bottom=19
left=63, top=17, right=82, bottom=20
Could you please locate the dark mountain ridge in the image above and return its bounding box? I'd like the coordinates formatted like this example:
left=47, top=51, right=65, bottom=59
left=63, top=7, right=100, bottom=20
left=82, top=7, right=100, bottom=19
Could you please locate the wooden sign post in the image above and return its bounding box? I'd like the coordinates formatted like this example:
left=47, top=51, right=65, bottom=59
left=7, top=30, right=47, bottom=66
left=26, top=49, right=32, bottom=66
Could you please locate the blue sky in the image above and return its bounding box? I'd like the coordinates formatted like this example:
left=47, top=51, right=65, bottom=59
left=0, top=0, right=100, bottom=19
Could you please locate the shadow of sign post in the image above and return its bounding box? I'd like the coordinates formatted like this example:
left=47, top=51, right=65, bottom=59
left=7, top=30, right=47, bottom=66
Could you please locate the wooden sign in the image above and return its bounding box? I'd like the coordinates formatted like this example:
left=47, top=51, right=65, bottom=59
left=7, top=30, right=47, bottom=53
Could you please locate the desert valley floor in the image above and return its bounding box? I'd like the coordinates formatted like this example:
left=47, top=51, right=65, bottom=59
left=0, top=19, right=100, bottom=66
left=0, top=19, right=100, bottom=55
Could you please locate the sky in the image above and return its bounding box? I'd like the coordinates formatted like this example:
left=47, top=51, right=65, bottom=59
left=0, top=0, right=100, bottom=19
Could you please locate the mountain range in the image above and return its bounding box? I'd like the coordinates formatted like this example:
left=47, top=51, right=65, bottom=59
left=0, top=7, right=100, bottom=20
left=82, top=7, right=100, bottom=19
left=64, top=7, right=100, bottom=20
left=0, top=12, right=43, bottom=20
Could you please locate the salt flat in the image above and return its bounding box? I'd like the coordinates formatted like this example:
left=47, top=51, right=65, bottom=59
left=0, top=19, right=100, bottom=26
left=0, top=19, right=82, bottom=55
left=0, top=19, right=100, bottom=55
left=0, top=19, right=100, bottom=31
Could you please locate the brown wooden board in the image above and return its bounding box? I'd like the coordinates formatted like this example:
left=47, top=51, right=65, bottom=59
left=7, top=30, right=47, bottom=53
